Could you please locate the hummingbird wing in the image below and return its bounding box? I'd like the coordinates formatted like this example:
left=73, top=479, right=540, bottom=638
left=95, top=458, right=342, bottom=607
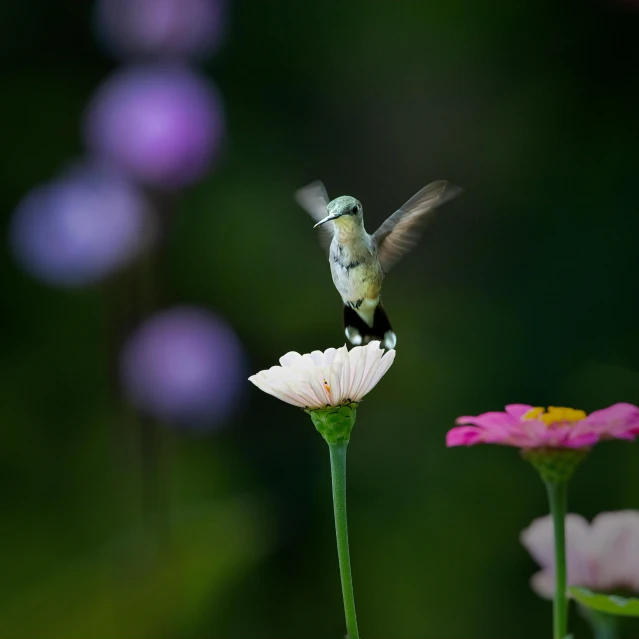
left=372, top=180, right=462, bottom=272
left=294, top=180, right=333, bottom=252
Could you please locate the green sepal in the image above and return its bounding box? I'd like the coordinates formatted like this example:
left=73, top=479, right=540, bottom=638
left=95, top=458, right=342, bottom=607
left=306, top=403, right=357, bottom=444
left=570, top=587, right=639, bottom=617
left=522, top=447, right=589, bottom=483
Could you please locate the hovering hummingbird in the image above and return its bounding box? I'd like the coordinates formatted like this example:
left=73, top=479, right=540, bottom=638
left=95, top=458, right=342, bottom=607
left=295, top=180, right=462, bottom=349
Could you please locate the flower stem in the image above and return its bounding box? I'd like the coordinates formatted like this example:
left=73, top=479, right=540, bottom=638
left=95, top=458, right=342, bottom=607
left=328, top=440, right=360, bottom=639
left=545, top=479, right=569, bottom=639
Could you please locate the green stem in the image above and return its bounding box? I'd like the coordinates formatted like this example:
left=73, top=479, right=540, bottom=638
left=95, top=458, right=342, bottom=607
left=328, top=440, right=360, bottom=639
left=545, top=480, right=569, bottom=639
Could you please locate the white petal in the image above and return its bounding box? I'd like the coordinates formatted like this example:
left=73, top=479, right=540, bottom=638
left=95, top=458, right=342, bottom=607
left=364, top=349, right=396, bottom=394
left=308, top=368, right=330, bottom=407
left=333, top=344, right=349, bottom=363
left=357, top=346, right=384, bottom=399
left=338, top=346, right=351, bottom=402
left=530, top=571, right=554, bottom=599
left=565, top=515, right=597, bottom=588
left=589, top=511, right=639, bottom=591
left=521, top=514, right=590, bottom=572
left=249, top=369, right=277, bottom=389
left=256, top=364, right=287, bottom=382
left=248, top=374, right=307, bottom=407
left=350, top=343, right=383, bottom=401
left=279, top=351, right=303, bottom=367
left=323, top=347, right=338, bottom=366
left=346, top=344, right=367, bottom=398
left=281, top=355, right=312, bottom=370
left=247, top=373, right=265, bottom=389
left=300, top=368, right=329, bottom=407
left=280, top=377, right=321, bottom=407
left=329, top=360, right=344, bottom=405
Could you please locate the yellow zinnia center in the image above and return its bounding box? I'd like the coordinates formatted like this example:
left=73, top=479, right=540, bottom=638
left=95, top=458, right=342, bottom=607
left=523, top=406, right=586, bottom=426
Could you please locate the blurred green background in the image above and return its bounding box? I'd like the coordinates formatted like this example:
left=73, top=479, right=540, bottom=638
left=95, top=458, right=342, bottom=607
left=3, top=1, right=639, bottom=637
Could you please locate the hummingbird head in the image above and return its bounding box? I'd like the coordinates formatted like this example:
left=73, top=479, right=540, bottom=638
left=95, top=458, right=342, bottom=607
left=313, top=195, right=362, bottom=228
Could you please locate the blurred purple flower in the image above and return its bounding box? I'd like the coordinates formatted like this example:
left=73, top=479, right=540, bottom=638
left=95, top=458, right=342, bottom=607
left=120, top=307, right=245, bottom=426
left=10, top=163, right=152, bottom=287
left=94, top=0, right=227, bottom=61
left=84, top=66, right=224, bottom=189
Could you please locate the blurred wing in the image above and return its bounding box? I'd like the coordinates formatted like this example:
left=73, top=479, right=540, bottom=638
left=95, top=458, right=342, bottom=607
left=372, top=180, right=462, bottom=272
left=294, top=180, right=333, bottom=252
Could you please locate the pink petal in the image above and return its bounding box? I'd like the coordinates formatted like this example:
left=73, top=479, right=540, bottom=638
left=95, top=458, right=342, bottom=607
left=562, top=431, right=599, bottom=448
left=585, top=402, right=639, bottom=423
left=579, top=403, right=639, bottom=439
left=609, top=430, right=638, bottom=441
left=518, top=419, right=552, bottom=447
left=446, top=426, right=483, bottom=446
left=505, top=404, right=536, bottom=420
left=455, top=411, right=519, bottom=430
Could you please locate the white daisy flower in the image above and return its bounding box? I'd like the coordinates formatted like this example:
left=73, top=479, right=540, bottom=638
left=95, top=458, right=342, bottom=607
left=248, top=341, right=396, bottom=409
left=521, top=510, right=639, bottom=598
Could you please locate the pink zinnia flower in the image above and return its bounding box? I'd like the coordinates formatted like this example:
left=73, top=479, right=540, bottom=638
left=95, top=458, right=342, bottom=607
left=447, top=404, right=639, bottom=449
left=521, top=511, right=639, bottom=597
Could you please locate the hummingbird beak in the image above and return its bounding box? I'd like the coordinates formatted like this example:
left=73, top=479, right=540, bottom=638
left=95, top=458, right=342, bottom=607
left=313, top=212, right=340, bottom=228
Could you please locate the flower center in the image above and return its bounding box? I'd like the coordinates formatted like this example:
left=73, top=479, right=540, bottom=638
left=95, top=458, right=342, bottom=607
left=523, top=406, right=586, bottom=426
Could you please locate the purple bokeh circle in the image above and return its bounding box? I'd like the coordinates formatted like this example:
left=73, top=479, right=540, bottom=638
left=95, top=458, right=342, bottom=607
left=84, top=66, right=224, bottom=189
left=120, top=307, right=245, bottom=427
left=94, top=0, right=227, bottom=61
left=10, top=163, right=152, bottom=287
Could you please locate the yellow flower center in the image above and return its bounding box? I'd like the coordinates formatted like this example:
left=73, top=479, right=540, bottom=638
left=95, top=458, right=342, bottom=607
left=523, top=406, right=586, bottom=426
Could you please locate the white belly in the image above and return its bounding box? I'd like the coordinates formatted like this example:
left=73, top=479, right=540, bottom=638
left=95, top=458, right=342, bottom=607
left=328, top=233, right=383, bottom=327
left=330, top=262, right=381, bottom=327
left=352, top=297, right=378, bottom=327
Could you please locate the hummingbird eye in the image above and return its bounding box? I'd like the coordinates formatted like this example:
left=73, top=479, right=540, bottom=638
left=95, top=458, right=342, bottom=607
left=350, top=205, right=358, bottom=214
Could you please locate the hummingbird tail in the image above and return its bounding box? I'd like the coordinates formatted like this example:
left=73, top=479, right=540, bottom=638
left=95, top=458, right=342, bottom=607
left=343, top=303, right=397, bottom=350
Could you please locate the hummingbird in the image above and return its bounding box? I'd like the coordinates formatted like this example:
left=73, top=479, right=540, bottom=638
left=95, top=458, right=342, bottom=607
left=295, top=180, right=462, bottom=349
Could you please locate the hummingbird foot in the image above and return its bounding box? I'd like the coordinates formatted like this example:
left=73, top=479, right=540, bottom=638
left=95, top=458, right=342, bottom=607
left=383, top=330, right=397, bottom=349
left=345, top=326, right=363, bottom=345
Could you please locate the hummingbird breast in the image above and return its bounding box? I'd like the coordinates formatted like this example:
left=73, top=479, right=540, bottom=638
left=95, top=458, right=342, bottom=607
left=329, top=234, right=383, bottom=327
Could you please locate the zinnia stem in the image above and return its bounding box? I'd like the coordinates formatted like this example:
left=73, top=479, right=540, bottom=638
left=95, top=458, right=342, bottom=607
left=545, top=479, right=569, bottom=639
left=328, top=440, right=360, bottom=639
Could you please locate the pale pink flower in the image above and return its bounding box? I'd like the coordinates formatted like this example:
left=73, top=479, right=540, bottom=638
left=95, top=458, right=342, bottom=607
left=446, top=404, right=639, bottom=449
left=521, top=511, right=639, bottom=597
left=248, top=341, right=395, bottom=409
